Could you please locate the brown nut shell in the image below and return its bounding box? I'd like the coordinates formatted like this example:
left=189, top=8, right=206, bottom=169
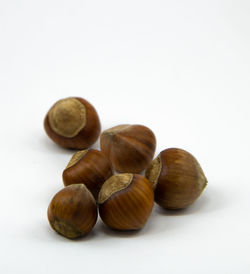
left=98, top=174, right=154, bottom=231
left=100, top=124, right=156, bottom=173
left=44, top=97, right=101, bottom=149
left=47, top=184, right=97, bottom=239
left=63, top=149, right=113, bottom=200
left=145, top=148, right=207, bottom=209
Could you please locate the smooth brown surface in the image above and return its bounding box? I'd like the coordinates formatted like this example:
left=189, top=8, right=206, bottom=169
left=44, top=97, right=101, bottom=149
left=47, top=184, right=97, bottom=239
left=100, top=124, right=156, bottom=173
left=63, top=149, right=113, bottom=200
left=99, top=174, right=154, bottom=231
left=146, top=148, right=207, bottom=209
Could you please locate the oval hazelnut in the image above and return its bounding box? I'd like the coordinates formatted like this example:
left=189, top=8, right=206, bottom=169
left=100, top=124, right=156, bottom=173
left=44, top=97, right=101, bottom=149
left=63, top=149, right=113, bottom=200
left=98, top=174, right=154, bottom=231
left=145, top=148, right=207, bottom=209
left=47, top=184, right=97, bottom=239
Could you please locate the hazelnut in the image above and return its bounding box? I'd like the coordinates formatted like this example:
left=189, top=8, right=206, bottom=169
left=98, top=174, right=154, bottom=231
left=47, top=184, right=97, bottom=239
left=63, top=149, right=113, bottom=200
left=145, top=148, right=207, bottom=209
left=44, top=97, right=101, bottom=149
left=100, top=124, right=156, bottom=173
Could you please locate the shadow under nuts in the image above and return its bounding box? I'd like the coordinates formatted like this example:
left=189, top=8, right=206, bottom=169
left=100, top=124, right=156, bottom=173
left=44, top=97, right=101, bottom=149
left=98, top=174, right=154, bottom=231
left=63, top=149, right=113, bottom=200
left=47, top=184, right=97, bottom=239
left=145, top=148, right=207, bottom=209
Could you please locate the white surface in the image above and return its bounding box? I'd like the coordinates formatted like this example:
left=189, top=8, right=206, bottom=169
left=0, top=0, right=250, bottom=273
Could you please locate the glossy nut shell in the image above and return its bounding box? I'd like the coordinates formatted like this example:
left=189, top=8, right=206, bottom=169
left=145, top=148, right=207, bottom=209
left=44, top=97, right=101, bottom=149
left=63, top=149, right=113, bottom=200
left=47, top=184, right=97, bottom=239
left=98, top=174, right=154, bottom=231
left=100, top=124, right=156, bottom=173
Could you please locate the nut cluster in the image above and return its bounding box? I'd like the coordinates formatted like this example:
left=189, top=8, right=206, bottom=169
left=45, top=97, right=208, bottom=239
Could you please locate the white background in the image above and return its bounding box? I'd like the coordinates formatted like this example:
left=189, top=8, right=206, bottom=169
left=0, top=0, right=250, bottom=273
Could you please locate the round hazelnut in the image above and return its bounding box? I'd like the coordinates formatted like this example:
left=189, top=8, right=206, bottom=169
left=44, top=97, right=101, bottom=149
left=145, top=148, right=207, bottom=209
left=98, top=173, right=154, bottom=231
left=63, top=149, right=113, bottom=200
left=100, top=124, right=156, bottom=173
left=47, top=184, right=97, bottom=239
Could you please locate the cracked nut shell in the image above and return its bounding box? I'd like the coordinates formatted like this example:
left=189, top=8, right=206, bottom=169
left=63, top=149, right=113, bottom=200
left=98, top=173, right=154, bottom=231
left=44, top=97, right=101, bottom=149
left=47, top=184, right=97, bottom=239
left=100, top=124, right=156, bottom=173
left=145, top=148, right=207, bottom=209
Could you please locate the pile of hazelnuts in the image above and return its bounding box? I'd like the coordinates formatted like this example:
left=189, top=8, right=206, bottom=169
left=45, top=97, right=207, bottom=239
